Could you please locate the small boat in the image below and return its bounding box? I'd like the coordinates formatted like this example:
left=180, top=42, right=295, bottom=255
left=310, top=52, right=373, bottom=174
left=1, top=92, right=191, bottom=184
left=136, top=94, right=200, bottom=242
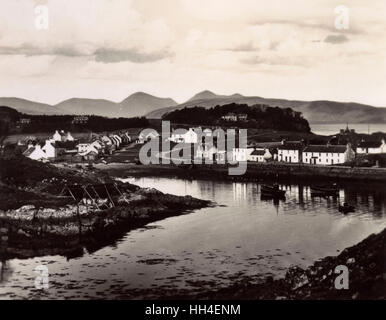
left=310, top=184, right=339, bottom=196
left=339, top=203, right=355, bottom=214
left=261, top=184, right=286, bottom=198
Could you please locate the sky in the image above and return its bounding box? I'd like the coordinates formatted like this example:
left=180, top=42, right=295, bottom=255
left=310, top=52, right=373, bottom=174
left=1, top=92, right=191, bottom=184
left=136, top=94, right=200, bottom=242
left=0, top=0, right=385, bottom=106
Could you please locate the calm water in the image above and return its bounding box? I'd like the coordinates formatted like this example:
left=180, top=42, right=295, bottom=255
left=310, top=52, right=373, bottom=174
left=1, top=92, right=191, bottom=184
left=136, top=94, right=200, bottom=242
left=1, top=177, right=385, bottom=299
left=310, top=123, right=386, bottom=136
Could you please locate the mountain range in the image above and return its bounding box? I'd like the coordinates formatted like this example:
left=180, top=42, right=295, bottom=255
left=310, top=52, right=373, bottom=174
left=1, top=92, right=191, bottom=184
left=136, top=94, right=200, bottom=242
left=0, top=92, right=177, bottom=118
left=0, top=91, right=385, bottom=124
left=147, top=91, right=386, bottom=124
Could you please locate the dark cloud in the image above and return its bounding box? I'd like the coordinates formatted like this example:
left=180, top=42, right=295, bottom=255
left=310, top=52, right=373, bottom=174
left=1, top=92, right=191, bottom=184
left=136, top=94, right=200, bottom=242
left=324, top=34, right=349, bottom=44
left=0, top=43, right=86, bottom=57
left=94, top=48, right=171, bottom=63
left=0, top=43, right=171, bottom=64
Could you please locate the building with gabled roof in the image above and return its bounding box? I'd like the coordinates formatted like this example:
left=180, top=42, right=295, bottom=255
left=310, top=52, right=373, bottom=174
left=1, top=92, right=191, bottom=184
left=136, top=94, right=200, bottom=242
left=303, top=144, right=355, bottom=165
left=357, top=139, right=386, bottom=154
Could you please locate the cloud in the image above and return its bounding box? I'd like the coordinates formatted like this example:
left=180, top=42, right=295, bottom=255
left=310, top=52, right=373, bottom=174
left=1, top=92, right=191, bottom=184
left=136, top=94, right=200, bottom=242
left=0, top=44, right=87, bottom=57
left=94, top=48, right=172, bottom=63
left=222, top=42, right=258, bottom=52
left=324, top=34, right=349, bottom=44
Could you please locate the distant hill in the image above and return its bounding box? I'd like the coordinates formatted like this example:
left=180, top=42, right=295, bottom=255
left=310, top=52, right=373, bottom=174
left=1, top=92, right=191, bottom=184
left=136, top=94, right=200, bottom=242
left=119, top=92, right=177, bottom=118
left=0, top=93, right=178, bottom=119
left=147, top=92, right=386, bottom=124
left=55, top=98, right=118, bottom=117
left=0, top=98, right=61, bottom=115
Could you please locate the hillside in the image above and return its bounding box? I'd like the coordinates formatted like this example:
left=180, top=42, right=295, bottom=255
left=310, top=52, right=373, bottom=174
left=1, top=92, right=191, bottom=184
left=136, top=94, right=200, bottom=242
left=0, top=98, right=61, bottom=115
left=0, top=93, right=177, bottom=119
left=147, top=91, right=386, bottom=124
left=55, top=98, right=118, bottom=117
left=163, top=103, right=311, bottom=133
left=119, top=92, right=177, bottom=118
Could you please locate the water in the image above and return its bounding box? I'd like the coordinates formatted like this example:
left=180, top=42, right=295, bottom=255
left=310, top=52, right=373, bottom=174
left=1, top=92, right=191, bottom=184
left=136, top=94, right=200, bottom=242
left=310, top=123, right=386, bottom=136
left=1, top=177, right=385, bottom=299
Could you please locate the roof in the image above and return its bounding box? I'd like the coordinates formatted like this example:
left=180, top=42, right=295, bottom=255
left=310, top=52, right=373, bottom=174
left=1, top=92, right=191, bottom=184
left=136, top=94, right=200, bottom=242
left=251, top=149, right=265, bottom=156
left=357, top=141, right=382, bottom=148
left=55, top=141, right=78, bottom=149
left=23, top=147, right=36, bottom=157
left=303, top=145, right=347, bottom=153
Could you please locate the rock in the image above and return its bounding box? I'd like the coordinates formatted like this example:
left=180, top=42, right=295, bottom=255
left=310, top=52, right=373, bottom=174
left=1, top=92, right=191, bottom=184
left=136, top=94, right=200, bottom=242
left=17, top=229, right=31, bottom=237
left=0, top=227, right=8, bottom=234
left=19, top=205, right=35, bottom=211
left=1, top=235, right=8, bottom=242
left=347, top=258, right=355, bottom=264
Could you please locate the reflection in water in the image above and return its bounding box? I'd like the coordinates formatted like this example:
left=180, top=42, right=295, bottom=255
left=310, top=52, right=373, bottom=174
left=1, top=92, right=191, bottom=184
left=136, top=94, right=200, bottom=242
left=0, top=177, right=385, bottom=299
left=0, top=260, right=12, bottom=285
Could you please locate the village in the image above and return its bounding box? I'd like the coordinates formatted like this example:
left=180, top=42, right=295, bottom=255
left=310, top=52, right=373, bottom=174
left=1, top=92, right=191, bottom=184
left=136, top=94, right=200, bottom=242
left=16, top=121, right=386, bottom=168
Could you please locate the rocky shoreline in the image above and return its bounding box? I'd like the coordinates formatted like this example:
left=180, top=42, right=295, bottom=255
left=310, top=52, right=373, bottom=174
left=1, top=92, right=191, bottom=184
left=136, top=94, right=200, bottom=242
left=0, top=156, right=212, bottom=259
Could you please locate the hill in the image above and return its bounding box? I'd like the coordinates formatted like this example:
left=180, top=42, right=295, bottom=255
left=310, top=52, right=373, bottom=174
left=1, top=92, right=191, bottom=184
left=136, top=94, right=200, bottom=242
left=55, top=98, right=118, bottom=117
left=147, top=92, right=386, bottom=124
left=119, top=92, right=177, bottom=118
left=163, top=103, right=311, bottom=133
left=0, top=93, right=177, bottom=119
left=0, top=98, right=61, bottom=115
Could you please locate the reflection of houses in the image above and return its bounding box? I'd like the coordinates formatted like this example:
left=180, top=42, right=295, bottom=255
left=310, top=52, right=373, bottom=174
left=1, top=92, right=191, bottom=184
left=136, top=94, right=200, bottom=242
left=302, top=144, right=355, bottom=165
left=277, top=142, right=303, bottom=163
left=356, top=139, right=386, bottom=154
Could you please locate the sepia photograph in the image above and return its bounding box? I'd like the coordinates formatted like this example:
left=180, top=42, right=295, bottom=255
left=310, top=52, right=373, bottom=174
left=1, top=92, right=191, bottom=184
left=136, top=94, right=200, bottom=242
left=0, top=0, right=385, bottom=312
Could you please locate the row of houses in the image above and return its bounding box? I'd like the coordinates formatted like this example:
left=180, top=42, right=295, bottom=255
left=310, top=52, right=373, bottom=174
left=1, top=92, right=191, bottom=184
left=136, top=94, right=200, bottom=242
left=276, top=139, right=386, bottom=165
left=165, top=126, right=386, bottom=165
left=22, top=130, right=132, bottom=162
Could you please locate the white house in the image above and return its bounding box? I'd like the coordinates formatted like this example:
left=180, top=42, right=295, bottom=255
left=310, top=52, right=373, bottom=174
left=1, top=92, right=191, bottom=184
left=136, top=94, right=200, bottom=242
left=42, top=140, right=56, bottom=158
left=66, top=132, right=74, bottom=141
left=137, top=131, right=160, bottom=144
left=356, top=139, right=386, bottom=154
left=232, top=147, right=254, bottom=162
left=52, top=130, right=74, bottom=142
left=302, top=144, right=355, bottom=165
left=23, top=144, right=47, bottom=161
left=53, top=130, right=62, bottom=142
left=277, top=143, right=303, bottom=163
left=184, top=128, right=199, bottom=143
left=91, top=140, right=103, bottom=151
left=196, top=142, right=217, bottom=161
left=170, top=128, right=200, bottom=144
left=248, top=148, right=272, bottom=162
left=222, top=113, right=238, bottom=121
